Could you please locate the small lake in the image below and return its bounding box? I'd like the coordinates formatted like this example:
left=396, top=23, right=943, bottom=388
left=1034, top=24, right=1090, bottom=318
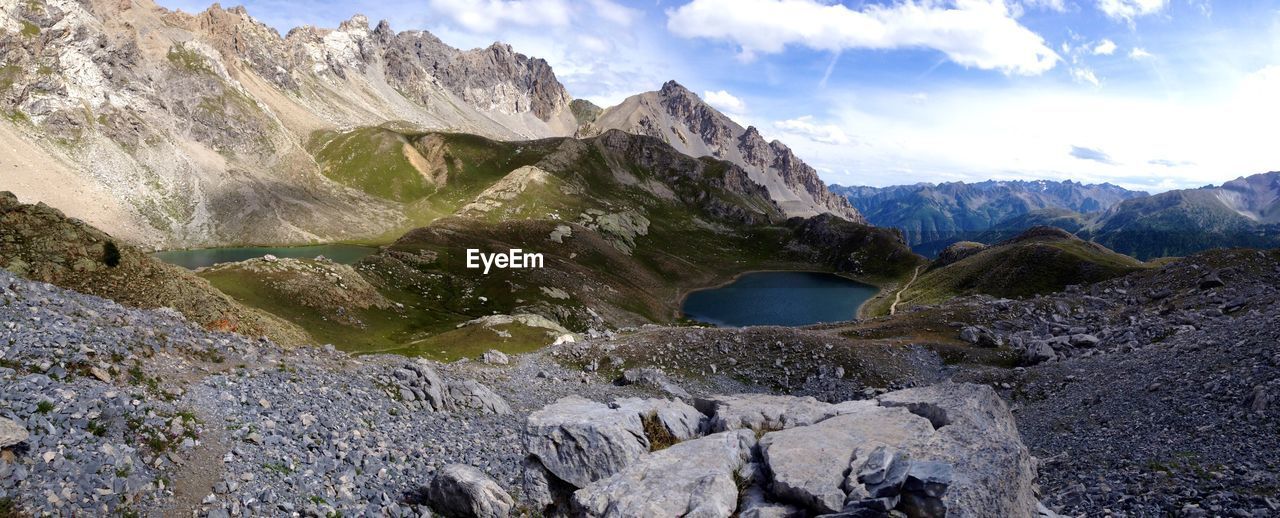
left=154, top=244, right=378, bottom=269
left=682, top=271, right=877, bottom=327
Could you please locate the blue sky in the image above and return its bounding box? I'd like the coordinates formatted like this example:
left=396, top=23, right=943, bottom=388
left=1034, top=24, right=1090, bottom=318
left=155, top=0, right=1280, bottom=193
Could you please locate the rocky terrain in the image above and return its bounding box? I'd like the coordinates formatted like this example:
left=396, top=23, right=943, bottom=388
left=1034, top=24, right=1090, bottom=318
left=0, top=267, right=1035, bottom=517
left=2, top=240, right=1277, bottom=516
left=582, top=81, right=862, bottom=222
left=0, top=191, right=308, bottom=346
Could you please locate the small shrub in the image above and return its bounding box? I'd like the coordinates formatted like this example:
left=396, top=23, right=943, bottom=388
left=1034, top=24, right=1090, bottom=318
left=36, top=400, right=54, bottom=414
left=102, top=241, right=121, bottom=268
left=640, top=411, right=678, bottom=451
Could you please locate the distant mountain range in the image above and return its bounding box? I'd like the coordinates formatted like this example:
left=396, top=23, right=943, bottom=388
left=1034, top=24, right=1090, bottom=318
left=837, top=173, right=1280, bottom=260
left=1083, top=172, right=1280, bottom=259
left=0, top=1, right=857, bottom=248
left=832, top=180, right=1145, bottom=256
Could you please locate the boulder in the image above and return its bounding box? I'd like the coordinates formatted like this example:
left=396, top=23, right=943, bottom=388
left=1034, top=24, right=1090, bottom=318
left=482, top=349, right=510, bottom=365
left=447, top=380, right=513, bottom=415
left=523, top=396, right=705, bottom=488
left=618, top=367, right=690, bottom=398
left=959, top=326, right=1002, bottom=348
left=572, top=430, right=755, bottom=517
left=1022, top=341, right=1056, bottom=365
left=759, top=402, right=935, bottom=514
left=425, top=464, right=515, bottom=518
left=1069, top=334, right=1100, bottom=348
left=877, top=382, right=1037, bottom=517
left=0, top=417, right=28, bottom=448
left=695, top=393, right=853, bottom=433
left=402, top=360, right=452, bottom=411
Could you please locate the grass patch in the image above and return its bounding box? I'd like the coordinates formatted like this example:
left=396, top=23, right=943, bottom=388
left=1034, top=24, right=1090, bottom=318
left=166, top=44, right=212, bottom=75
left=641, top=411, right=679, bottom=451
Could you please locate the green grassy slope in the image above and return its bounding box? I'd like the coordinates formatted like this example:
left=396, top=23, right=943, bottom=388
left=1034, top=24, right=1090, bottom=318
left=205, top=127, right=921, bottom=359
left=867, top=226, right=1148, bottom=315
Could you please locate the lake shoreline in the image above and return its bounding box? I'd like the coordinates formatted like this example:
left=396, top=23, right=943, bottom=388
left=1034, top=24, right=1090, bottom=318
left=678, top=270, right=879, bottom=328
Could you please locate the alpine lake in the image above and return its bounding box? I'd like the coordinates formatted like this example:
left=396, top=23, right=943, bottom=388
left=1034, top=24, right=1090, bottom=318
left=681, top=271, right=877, bottom=327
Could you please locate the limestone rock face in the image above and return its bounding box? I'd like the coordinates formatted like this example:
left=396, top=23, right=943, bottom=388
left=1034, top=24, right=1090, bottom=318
left=877, top=382, right=1038, bottom=517
left=759, top=403, right=936, bottom=514
left=523, top=396, right=705, bottom=488
left=572, top=430, right=756, bottom=518
left=520, top=383, right=1037, bottom=518
left=425, top=464, right=515, bottom=518
left=695, top=393, right=857, bottom=433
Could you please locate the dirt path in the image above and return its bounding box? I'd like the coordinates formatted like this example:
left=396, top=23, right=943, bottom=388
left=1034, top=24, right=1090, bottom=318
left=890, top=266, right=922, bottom=316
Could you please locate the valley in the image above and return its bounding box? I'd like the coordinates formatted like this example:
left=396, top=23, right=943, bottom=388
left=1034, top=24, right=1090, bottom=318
left=0, top=1, right=1277, bottom=518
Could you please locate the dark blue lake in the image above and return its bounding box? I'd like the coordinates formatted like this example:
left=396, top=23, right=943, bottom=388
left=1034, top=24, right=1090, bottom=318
left=681, top=271, right=877, bottom=327
left=154, top=244, right=377, bottom=269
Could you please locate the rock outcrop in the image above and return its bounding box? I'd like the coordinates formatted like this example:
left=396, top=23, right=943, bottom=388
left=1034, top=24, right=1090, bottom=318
left=520, top=384, right=1037, bottom=517
left=425, top=464, right=516, bottom=518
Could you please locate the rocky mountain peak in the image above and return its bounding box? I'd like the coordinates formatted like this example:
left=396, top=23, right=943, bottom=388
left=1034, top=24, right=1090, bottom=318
left=339, top=14, right=370, bottom=32
left=660, top=79, right=693, bottom=97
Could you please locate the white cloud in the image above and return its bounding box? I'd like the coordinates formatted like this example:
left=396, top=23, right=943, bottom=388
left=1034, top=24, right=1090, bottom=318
left=1096, top=0, right=1168, bottom=22
left=425, top=0, right=572, bottom=32
left=777, top=71, right=1280, bottom=192
left=1129, top=47, right=1153, bottom=59
left=666, top=0, right=1060, bottom=75
left=1092, top=39, right=1118, bottom=55
left=704, top=90, right=747, bottom=114
left=1071, top=67, right=1100, bottom=86
left=587, top=0, right=641, bottom=26
left=1022, top=0, right=1067, bottom=12
left=774, top=116, right=852, bottom=145
left=415, top=0, right=680, bottom=107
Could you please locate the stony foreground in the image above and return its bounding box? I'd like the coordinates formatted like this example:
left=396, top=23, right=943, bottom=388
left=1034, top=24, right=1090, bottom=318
left=0, top=268, right=1041, bottom=517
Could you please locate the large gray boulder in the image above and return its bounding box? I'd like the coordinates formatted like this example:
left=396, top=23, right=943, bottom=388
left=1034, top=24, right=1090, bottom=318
left=572, top=430, right=756, bottom=517
left=447, top=379, right=513, bottom=415
left=0, top=417, right=28, bottom=448
left=523, top=396, right=705, bottom=488
left=696, top=393, right=860, bottom=433
left=425, top=464, right=515, bottom=518
left=759, top=401, right=935, bottom=514
left=877, top=382, right=1038, bottom=517
left=618, top=367, right=690, bottom=398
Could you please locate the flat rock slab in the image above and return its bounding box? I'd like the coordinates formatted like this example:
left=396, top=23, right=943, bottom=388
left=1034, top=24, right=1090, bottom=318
left=760, top=404, right=936, bottom=514
left=524, top=396, right=705, bottom=488
left=573, top=430, right=756, bottom=518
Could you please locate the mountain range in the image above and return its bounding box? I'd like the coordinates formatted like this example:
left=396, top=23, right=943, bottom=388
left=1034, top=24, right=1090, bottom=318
left=837, top=174, right=1280, bottom=259
left=832, top=180, right=1145, bottom=256
left=0, top=0, right=857, bottom=249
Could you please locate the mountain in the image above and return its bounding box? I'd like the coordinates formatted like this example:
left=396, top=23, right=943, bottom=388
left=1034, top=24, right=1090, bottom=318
left=196, top=127, right=920, bottom=355
left=0, top=0, right=576, bottom=248
left=831, top=180, right=1146, bottom=256
left=863, top=226, right=1148, bottom=315
left=1083, top=171, right=1280, bottom=259
left=975, top=207, right=1092, bottom=243
left=579, top=81, right=863, bottom=222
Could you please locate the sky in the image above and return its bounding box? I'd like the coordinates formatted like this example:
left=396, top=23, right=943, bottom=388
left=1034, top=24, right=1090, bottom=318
left=154, top=0, right=1280, bottom=193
